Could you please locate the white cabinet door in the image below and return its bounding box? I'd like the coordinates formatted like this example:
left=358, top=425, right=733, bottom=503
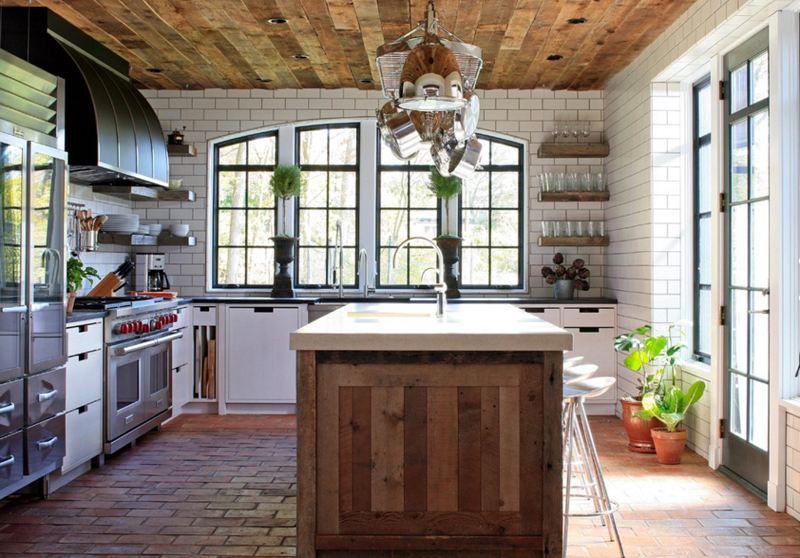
left=565, top=327, right=617, bottom=404
left=226, top=306, right=300, bottom=403
left=172, top=362, right=193, bottom=411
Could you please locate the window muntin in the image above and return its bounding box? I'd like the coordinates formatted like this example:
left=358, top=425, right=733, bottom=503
left=295, top=124, right=359, bottom=287
left=461, top=138, right=524, bottom=288
left=693, top=79, right=712, bottom=363
left=213, top=132, right=278, bottom=287
left=376, top=135, right=524, bottom=290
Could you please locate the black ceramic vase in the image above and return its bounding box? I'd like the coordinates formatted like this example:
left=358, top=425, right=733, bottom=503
left=271, top=236, right=298, bottom=298
left=435, top=236, right=461, bottom=299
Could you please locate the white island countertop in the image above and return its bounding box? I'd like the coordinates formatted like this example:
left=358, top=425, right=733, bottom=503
left=290, top=302, right=572, bottom=352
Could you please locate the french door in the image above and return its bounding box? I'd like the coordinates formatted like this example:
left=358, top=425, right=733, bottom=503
left=721, top=30, right=770, bottom=494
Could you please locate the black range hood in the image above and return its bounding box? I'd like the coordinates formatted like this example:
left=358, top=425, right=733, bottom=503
left=0, top=7, right=168, bottom=187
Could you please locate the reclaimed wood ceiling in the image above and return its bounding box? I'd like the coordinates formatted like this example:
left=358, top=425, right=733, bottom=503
left=0, top=0, right=697, bottom=91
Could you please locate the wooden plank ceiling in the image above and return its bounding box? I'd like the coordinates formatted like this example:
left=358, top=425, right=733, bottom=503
left=0, top=0, right=697, bottom=91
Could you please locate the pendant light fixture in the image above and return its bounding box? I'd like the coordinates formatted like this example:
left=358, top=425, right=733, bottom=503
left=375, top=0, right=483, bottom=178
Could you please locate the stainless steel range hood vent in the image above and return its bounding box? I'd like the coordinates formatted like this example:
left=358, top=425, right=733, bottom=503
left=0, top=8, right=168, bottom=188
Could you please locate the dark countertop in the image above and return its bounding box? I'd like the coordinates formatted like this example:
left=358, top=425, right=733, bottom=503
left=66, top=310, right=108, bottom=323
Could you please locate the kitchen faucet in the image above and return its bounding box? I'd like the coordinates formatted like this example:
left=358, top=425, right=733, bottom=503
left=334, top=219, right=344, bottom=298
left=393, top=237, right=446, bottom=317
left=358, top=249, right=375, bottom=298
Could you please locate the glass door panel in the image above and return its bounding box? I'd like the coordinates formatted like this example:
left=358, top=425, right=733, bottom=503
left=0, top=134, right=26, bottom=383
left=722, top=30, right=770, bottom=494
left=29, top=146, right=67, bottom=374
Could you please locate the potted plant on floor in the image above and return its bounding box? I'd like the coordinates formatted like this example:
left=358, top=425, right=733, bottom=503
left=66, top=255, right=100, bottom=313
left=540, top=253, right=590, bottom=299
left=427, top=167, right=462, bottom=297
left=640, top=380, right=706, bottom=464
left=614, top=324, right=685, bottom=452
left=269, top=164, right=303, bottom=298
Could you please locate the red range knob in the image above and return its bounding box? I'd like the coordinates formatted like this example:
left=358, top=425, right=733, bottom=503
left=170, top=314, right=177, bottom=323
left=120, top=323, right=130, bottom=334
left=142, top=323, right=150, bottom=333
left=132, top=321, right=140, bottom=333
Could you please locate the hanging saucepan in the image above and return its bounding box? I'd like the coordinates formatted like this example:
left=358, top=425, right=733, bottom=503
left=376, top=101, right=421, bottom=160
left=452, top=89, right=480, bottom=142
left=432, top=135, right=482, bottom=179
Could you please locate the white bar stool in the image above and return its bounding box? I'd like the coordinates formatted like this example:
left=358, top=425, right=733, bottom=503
left=563, top=355, right=584, bottom=369
left=562, top=376, right=625, bottom=558
left=563, top=363, right=598, bottom=384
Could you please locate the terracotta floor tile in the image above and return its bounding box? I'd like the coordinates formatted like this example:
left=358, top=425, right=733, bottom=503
left=0, top=414, right=797, bottom=557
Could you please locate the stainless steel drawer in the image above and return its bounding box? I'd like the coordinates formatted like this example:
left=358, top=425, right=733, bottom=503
left=26, top=367, right=66, bottom=425
left=0, top=431, right=23, bottom=491
left=0, top=378, right=24, bottom=437
left=25, top=413, right=65, bottom=475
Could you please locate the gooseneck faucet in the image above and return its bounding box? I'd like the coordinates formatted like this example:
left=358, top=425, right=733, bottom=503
left=358, top=249, right=374, bottom=298
left=334, top=219, right=344, bottom=298
left=393, top=237, right=446, bottom=317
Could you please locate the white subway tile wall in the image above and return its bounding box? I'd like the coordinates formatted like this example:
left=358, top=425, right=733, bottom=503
left=140, top=88, right=607, bottom=298
left=788, top=410, right=800, bottom=520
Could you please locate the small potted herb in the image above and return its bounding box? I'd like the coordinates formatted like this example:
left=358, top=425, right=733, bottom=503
left=66, top=256, right=100, bottom=313
left=269, top=164, right=303, bottom=298
left=427, top=167, right=463, bottom=298
left=540, top=252, right=590, bottom=299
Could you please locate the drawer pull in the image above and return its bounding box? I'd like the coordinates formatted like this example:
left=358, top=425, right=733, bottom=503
left=0, top=402, right=15, bottom=414
left=578, top=308, right=600, bottom=313
left=0, top=455, right=14, bottom=468
left=578, top=327, right=600, bottom=333
left=525, top=308, right=545, bottom=313
left=38, top=388, right=58, bottom=402
left=156, top=398, right=164, bottom=408
left=125, top=414, right=134, bottom=424
left=37, top=436, right=58, bottom=450
left=253, top=307, right=274, bottom=313
left=37, top=388, right=58, bottom=402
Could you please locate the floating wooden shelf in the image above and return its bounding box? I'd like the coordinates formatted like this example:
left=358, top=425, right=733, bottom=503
left=537, top=142, right=610, bottom=159
left=167, top=144, right=197, bottom=157
left=538, top=236, right=610, bottom=247
left=99, top=232, right=196, bottom=246
left=539, top=191, right=610, bottom=202
left=92, top=185, right=195, bottom=202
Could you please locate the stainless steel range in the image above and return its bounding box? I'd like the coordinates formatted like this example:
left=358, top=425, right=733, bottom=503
left=73, top=296, right=182, bottom=454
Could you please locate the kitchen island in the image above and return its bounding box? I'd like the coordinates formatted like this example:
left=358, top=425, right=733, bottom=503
left=290, top=303, right=572, bottom=558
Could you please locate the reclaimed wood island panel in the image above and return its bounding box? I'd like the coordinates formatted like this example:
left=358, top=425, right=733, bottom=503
left=290, top=303, right=572, bottom=558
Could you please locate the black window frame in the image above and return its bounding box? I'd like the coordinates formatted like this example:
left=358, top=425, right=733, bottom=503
left=693, top=77, right=712, bottom=364
left=294, top=122, right=361, bottom=289
left=211, top=130, right=279, bottom=289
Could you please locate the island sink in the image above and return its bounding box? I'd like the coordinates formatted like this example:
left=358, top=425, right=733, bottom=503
left=290, top=303, right=572, bottom=558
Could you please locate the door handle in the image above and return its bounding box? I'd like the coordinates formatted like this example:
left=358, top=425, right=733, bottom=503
left=748, top=309, right=769, bottom=314
left=37, top=388, right=58, bottom=402
left=37, top=436, right=58, bottom=450
left=0, top=305, right=27, bottom=313
left=31, top=303, right=50, bottom=312
left=0, top=402, right=16, bottom=414
left=0, top=455, right=14, bottom=468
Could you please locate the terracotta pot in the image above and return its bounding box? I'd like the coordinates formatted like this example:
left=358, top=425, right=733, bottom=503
left=435, top=236, right=461, bottom=298
left=620, top=398, right=659, bottom=453
left=651, top=427, right=688, bottom=465
left=66, top=291, right=77, bottom=314
left=270, top=236, right=298, bottom=298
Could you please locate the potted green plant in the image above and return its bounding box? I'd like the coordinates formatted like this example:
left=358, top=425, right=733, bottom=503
left=640, top=380, right=706, bottom=464
left=540, top=253, right=590, bottom=299
left=66, top=256, right=100, bottom=313
left=614, top=325, right=685, bottom=452
left=427, top=167, right=462, bottom=298
left=269, top=164, right=303, bottom=298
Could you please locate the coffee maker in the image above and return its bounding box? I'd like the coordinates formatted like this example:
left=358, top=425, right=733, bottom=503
left=135, top=253, right=171, bottom=292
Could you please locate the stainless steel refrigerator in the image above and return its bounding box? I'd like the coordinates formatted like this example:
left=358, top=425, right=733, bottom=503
left=0, top=48, right=67, bottom=497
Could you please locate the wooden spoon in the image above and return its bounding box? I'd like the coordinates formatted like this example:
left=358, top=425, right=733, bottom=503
left=94, top=215, right=108, bottom=230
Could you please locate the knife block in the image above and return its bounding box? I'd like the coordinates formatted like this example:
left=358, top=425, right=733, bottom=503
left=86, top=272, right=123, bottom=297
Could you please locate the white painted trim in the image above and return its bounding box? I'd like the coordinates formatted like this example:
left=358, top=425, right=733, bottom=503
left=767, top=10, right=800, bottom=512
left=359, top=121, right=378, bottom=290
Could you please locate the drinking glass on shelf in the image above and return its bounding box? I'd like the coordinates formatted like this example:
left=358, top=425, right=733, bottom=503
left=587, top=221, right=597, bottom=237
left=567, top=172, right=578, bottom=191
left=551, top=220, right=562, bottom=237
left=580, top=173, right=592, bottom=192
left=595, top=221, right=605, bottom=237
left=594, top=172, right=606, bottom=192
left=575, top=221, right=585, bottom=237
left=564, top=221, right=574, bottom=237
left=554, top=173, right=566, bottom=192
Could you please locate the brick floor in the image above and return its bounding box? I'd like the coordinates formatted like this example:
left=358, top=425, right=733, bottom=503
left=0, top=414, right=796, bottom=557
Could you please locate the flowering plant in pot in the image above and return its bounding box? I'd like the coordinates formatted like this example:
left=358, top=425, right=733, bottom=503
left=540, top=253, right=590, bottom=299
left=640, top=380, right=706, bottom=464
left=427, top=167, right=463, bottom=298
left=269, top=164, right=303, bottom=297
left=613, top=324, right=686, bottom=452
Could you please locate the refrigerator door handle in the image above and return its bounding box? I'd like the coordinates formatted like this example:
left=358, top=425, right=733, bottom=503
left=31, top=303, right=50, bottom=312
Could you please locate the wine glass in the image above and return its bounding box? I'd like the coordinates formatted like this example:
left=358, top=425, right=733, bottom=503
left=561, top=122, right=571, bottom=139
left=581, top=122, right=591, bottom=139
left=551, top=123, right=560, bottom=141
left=571, top=121, right=580, bottom=139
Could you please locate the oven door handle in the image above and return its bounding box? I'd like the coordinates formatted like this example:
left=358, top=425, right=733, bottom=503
left=112, top=331, right=183, bottom=356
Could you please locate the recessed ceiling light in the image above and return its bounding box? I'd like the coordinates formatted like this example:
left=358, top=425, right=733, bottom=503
left=292, top=54, right=309, bottom=60
left=256, top=78, right=273, bottom=83
left=359, top=78, right=374, bottom=84
left=146, top=68, right=163, bottom=73
left=267, top=17, right=288, bottom=25
left=546, top=54, right=564, bottom=61
left=567, top=17, right=588, bottom=24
